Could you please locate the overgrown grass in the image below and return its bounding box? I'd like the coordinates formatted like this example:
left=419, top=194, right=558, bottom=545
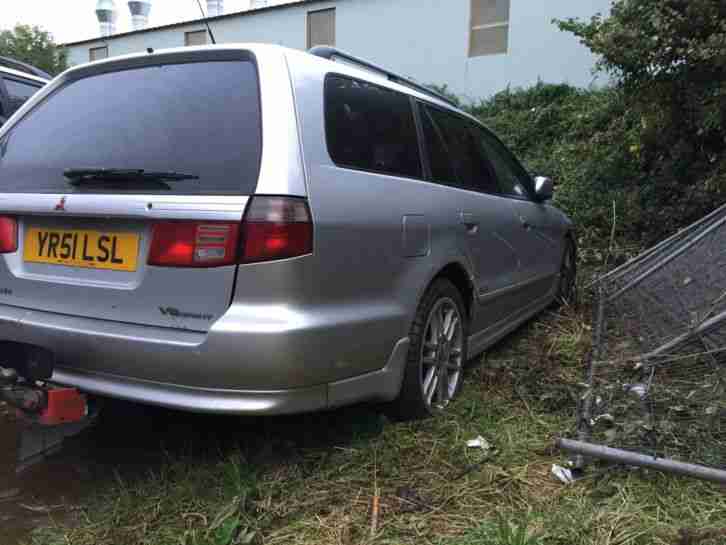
left=30, top=277, right=726, bottom=545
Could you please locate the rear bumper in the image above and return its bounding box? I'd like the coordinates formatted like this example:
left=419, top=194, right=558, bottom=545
left=52, top=367, right=330, bottom=415
left=0, top=302, right=409, bottom=414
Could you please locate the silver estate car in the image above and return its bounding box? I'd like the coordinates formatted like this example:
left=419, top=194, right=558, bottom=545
left=0, top=44, right=575, bottom=420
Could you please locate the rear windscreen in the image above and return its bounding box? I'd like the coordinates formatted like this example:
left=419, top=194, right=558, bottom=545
left=0, top=60, right=261, bottom=195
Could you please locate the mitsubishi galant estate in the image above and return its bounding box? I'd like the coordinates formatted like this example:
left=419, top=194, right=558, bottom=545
left=0, top=44, right=575, bottom=420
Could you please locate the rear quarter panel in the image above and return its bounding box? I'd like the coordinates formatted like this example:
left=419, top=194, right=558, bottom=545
left=278, top=51, right=473, bottom=383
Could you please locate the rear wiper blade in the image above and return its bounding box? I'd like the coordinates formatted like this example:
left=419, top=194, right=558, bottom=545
left=64, top=168, right=199, bottom=184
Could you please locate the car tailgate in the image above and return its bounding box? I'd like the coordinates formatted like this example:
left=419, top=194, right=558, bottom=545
left=0, top=53, right=262, bottom=331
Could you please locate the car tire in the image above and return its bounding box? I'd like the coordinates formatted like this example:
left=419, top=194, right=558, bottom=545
left=555, top=237, right=577, bottom=307
left=387, top=278, right=468, bottom=421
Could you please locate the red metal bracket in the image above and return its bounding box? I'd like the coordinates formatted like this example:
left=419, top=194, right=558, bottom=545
left=37, top=388, right=87, bottom=426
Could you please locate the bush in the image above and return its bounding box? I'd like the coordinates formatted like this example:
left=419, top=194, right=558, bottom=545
left=554, top=0, right=726, bottom=242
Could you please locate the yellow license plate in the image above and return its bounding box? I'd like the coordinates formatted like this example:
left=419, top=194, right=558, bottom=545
left=24, top=228, right=140, bottom=272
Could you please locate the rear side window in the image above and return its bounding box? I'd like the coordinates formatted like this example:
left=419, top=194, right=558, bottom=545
left=3, top=77, right=42, bottom=115
left=0, top=60, right=261, bottom=195
left=325, top=75, right=422, bottom=179
left=424, top=106, right=499, bottom=194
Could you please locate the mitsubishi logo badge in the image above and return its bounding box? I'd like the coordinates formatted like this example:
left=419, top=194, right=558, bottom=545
left=54, top=196, right=67, bottom=211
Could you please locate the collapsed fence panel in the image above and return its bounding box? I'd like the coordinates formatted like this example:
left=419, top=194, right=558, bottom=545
left=577, top=203, right=726, bottom=472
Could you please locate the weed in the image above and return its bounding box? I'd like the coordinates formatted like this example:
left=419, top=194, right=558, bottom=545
left=442, top=516, right=542, bottom=545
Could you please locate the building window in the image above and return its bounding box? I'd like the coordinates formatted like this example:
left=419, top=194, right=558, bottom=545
left=89, top=46, right=109, bottom=61
left=307, top=8, right=335, bottom=49
left=185, top=30, right=208, bottom=47
left=469, top=0, right=509, bottom=57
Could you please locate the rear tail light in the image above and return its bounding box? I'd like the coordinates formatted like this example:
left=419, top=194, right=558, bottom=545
left=147, top=197, right=312, bottom=268
left=241, top=197, right=313, bottom=263
left=0, top=216, right=18, bottom=254
left=148, top=221, right=240, bottom=267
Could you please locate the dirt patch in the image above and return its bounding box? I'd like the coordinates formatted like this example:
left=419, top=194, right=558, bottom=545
left=0, top=414, right=95, bottom=544
left=0, top=400, right=198, bottom=544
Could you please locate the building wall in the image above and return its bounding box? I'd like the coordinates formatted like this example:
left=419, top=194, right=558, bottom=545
left=66, top=0, right=611, bottom=100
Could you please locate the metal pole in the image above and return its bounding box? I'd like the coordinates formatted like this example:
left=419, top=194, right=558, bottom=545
left=557, top=438, right=726, bottom=484
left=575, top=287, right=605, bottom=470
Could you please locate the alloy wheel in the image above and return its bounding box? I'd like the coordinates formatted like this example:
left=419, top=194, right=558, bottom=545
left=419, top=297, right=464, bottom=410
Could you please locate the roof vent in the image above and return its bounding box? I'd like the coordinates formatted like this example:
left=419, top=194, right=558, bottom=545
left=96, top=0, right=118, bottom=37
left=128, top=1, right=152, bottom=31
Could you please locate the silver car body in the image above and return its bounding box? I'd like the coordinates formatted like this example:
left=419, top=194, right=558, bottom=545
left=0, top=44, right=572, bottom=414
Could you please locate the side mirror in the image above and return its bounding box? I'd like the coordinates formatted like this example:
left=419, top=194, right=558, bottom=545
left=534, top=176, right=554, bottom=202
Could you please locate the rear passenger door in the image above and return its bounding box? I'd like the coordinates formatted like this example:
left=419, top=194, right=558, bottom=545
left=418, top=104, right=524, bottom=332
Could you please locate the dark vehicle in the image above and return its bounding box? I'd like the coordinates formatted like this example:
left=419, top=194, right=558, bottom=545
left=0, top=57, right=49, bottom=125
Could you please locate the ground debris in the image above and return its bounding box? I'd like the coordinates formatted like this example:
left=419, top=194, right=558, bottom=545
left=551, top=464, right=575, bottom=484
left=465, top=436, right=492, bottom=451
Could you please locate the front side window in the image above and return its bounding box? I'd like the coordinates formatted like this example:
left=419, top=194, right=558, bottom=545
left=325, top=75, right=421, bottom=179
left=425, top=106, right=499, bottom=194
left=477, top=128, right=533, bottom=198
left=469, top=0, right=510, bottom=57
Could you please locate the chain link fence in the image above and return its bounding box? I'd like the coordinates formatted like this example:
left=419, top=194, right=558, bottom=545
left=577, top=204, right=726, bottom=470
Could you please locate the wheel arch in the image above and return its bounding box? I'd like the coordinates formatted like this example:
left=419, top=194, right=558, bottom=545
left=414, top=260, right=475, bottom=326
left=436, top=263, right=474, bottom=321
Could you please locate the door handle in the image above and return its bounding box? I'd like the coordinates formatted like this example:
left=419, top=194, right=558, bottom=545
left=459, top=212, right=479, bottom=234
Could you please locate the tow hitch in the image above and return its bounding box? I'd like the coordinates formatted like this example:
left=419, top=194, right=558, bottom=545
left=1, top=364, right=98, bottom=472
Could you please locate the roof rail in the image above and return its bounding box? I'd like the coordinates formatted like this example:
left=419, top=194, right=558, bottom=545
left=0, top=57, right=52, bottom=80
left=309, top=46, right=458, bottom=108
